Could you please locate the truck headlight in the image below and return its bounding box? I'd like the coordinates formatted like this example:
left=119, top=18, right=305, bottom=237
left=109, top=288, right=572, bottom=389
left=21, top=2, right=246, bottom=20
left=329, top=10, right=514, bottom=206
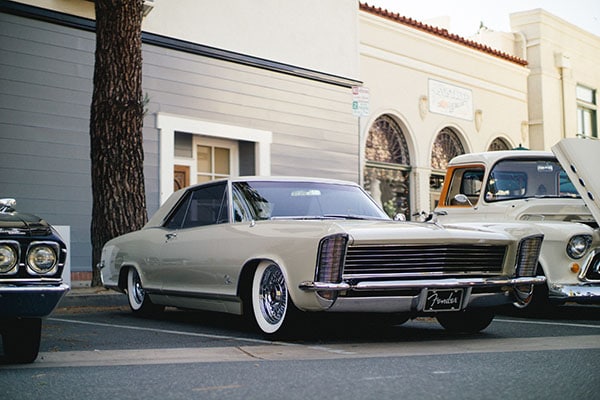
left=27, top=242, right=59, bottom=275
left=566, top=235, right=592, bottom=259
left=0, top=242, right=19, bottom=274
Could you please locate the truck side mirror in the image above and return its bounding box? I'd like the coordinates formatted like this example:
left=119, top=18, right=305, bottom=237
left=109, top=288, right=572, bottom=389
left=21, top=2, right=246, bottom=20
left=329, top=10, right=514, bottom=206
left=454, top=194, right=474, bottom=208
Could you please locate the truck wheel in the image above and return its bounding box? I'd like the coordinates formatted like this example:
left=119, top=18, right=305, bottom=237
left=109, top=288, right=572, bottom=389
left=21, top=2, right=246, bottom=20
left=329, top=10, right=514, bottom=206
left=2, top=318, right=42, bottom=363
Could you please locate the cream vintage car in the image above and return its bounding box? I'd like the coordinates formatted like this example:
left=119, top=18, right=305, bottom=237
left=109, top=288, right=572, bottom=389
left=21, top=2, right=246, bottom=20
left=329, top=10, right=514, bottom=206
left=100, top=177, right=545, bottom=337
left=435, top=138, right=600, bottom=309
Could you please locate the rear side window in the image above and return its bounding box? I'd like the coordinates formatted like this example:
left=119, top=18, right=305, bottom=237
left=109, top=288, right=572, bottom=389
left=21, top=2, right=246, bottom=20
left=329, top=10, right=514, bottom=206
left=163, top=182, right=229, bottom=229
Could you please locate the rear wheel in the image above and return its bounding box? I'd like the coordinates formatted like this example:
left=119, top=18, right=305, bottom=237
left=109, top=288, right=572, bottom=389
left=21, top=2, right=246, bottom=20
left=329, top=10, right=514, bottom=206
left=2, top=318, right=42, bottom=363
left=127, top=267, right=164, bottom=316
left=250, top=261, right=297, bottom=337
left=436, top=309, right=495, bottom=334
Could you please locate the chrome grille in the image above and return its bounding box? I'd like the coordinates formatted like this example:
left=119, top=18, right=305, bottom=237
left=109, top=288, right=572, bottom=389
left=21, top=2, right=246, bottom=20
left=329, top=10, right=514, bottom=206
left=344, top=244, right=506, bottom=278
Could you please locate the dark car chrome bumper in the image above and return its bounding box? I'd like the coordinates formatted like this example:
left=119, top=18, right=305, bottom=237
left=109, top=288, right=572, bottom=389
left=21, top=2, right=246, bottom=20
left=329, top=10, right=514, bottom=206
left=0, top=283, right=70, bottom=318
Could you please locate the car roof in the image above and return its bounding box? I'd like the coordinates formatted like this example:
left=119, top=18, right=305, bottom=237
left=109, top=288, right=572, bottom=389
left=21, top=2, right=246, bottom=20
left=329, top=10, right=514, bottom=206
left=448, top=150, right=554, bottom=166
left=145, top=176, right=361, bottom=229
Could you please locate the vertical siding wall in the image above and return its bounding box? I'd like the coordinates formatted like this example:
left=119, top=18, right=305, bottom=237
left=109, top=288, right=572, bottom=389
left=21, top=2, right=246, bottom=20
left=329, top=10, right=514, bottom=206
left=142, top=44, right=359, bottom=186
left=0, top=12, right=95, bottom=271
left=0, top=12, right=360, bottom=273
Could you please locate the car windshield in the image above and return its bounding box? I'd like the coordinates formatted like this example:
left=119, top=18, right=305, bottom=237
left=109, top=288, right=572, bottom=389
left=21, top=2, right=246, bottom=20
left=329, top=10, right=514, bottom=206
left=233, top=181, right=390, bottom=221
left=485, top=158, right=580, bottom=202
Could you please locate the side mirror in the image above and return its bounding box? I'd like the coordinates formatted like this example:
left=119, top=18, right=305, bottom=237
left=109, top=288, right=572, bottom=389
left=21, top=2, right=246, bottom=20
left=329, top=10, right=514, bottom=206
left=0, top=198, right=16, bottom=213
left=393, top=213, right=406, bottom=222
left=454, top=194, right=474, bottom=208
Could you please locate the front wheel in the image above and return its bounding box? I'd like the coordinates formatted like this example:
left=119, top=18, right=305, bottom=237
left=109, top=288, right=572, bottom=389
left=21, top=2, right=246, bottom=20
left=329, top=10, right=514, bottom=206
left=127, top=267, right=164, bottom=316
left=436, top=309, right=495, bottom=334
left=2, top=318, right=42, bottom=363
left=250, top=261, right=297, bottom=337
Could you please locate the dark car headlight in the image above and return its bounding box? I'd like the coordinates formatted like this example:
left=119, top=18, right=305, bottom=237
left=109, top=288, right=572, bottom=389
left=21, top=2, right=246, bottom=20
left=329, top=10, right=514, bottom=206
left=566, top=235, right=592, bottom=259
left=27, top=242, right=59, bottom=275
left=0, top=242, right=19, bottom=274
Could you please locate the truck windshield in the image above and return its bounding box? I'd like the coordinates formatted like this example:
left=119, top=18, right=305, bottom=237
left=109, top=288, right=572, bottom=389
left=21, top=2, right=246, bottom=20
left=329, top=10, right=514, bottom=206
left=485, top=158, right=580, bottom=202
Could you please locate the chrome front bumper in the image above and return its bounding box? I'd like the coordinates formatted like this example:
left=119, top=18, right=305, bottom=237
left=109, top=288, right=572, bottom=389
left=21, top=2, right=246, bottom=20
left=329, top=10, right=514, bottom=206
left=299, top=276, right=546, bottom=313
left=299, top=276, right=547, bottom=292
left=549, top=283, right=600, bottom=303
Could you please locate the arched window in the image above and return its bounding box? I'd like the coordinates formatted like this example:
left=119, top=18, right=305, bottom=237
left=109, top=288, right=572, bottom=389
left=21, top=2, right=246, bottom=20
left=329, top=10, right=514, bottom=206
left=488, top=137, right=511, bottom=151
left=363, top=115, right=411, bottom=219
left=430, top=128, right=465, bottom=207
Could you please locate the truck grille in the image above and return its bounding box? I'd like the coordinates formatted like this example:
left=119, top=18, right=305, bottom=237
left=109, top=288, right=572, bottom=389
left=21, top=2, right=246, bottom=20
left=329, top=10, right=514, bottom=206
left=343, top=244, right=506, bottom=278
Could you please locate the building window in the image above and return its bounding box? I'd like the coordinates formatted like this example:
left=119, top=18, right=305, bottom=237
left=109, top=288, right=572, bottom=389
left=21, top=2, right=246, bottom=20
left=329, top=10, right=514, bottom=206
left=157, top=113, right=272, bottom=204
left=576, top=85, right=597, bottom=138
left=174, top=134, right=238, bottom=186
left=488, top=137, right=511, bottom=151
left=363, top=115, right=411, bottom=219
left=430, top=128, right=465, bottom=208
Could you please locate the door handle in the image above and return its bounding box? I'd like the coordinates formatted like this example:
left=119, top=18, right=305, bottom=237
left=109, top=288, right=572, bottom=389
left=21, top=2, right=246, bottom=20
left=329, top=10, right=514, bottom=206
left=165, top=232, right=177, bottom=240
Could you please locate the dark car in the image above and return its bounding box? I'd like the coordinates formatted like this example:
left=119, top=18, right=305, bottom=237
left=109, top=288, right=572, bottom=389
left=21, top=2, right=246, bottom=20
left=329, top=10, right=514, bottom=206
left=0, top=198, right=69, bottom=363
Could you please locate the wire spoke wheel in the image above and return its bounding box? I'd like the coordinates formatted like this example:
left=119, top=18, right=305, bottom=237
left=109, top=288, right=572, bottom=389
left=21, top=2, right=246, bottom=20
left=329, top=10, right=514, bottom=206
left=252, top=262, right=290, bottom=335
left=126, top=267, right=163, bottom=315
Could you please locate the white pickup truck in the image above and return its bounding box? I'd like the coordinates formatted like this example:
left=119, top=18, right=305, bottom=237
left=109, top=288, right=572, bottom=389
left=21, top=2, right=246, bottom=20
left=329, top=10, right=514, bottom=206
left=435, top=138, right=600, bottom=309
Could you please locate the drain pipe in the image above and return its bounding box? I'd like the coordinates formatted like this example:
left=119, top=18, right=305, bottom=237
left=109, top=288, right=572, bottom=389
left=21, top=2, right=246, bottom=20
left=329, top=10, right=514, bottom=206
left=555, top=52, right=571, bottom=139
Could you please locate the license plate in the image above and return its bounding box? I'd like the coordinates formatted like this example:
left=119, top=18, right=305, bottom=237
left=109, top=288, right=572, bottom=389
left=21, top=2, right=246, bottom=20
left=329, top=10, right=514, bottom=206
left=424, top=289, right=464, bottom=312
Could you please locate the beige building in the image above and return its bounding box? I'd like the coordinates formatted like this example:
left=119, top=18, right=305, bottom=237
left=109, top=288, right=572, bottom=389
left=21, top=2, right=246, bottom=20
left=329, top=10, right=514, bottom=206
left=509, top=9, right=600, bottom=148
left=358, top=4, right=530, bottom=215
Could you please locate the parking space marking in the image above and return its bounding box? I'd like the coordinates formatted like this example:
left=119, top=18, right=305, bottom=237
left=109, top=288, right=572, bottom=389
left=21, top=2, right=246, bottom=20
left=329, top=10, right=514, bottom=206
left=495, top=318, right=600, bottom=329
left=48, top=317, right=283, bottom=346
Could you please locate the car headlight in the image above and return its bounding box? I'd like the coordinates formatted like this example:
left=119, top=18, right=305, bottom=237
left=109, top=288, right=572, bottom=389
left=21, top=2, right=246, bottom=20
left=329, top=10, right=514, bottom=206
left=566, top=235, right=592, bottom=259
left=315, top=234, right=348, bottom=300
left=0, top=242, right=19, bottom=274
left=27, top=242, right=59, bottom=275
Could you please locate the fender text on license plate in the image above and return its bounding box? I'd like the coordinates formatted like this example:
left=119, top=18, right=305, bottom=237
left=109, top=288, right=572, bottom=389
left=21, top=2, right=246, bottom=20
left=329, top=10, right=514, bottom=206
left=425, top=289, right=463, bottom=312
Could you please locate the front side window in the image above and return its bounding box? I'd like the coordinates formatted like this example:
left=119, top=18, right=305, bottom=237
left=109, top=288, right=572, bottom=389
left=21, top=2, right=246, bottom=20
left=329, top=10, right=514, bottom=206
left=442, top=166, right=484, bottom=206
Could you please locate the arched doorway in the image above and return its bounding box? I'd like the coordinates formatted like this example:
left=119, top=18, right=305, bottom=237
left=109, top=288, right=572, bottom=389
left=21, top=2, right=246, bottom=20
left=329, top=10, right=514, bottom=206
left=430, top=127, right=465, bottom=208
left=488, top=137, right=511, bottom=151
left=363, top=115, right=411, bottom=219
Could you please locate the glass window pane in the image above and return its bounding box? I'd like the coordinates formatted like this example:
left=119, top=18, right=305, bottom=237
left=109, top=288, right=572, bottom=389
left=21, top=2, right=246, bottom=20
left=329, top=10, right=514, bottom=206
left=197, top=175, right=212, bottom=183
left=214, top=147, right=230, bottom=175
left=576, top=85, right=595, bottom=104
left=197, top=145, right=211, bottom=173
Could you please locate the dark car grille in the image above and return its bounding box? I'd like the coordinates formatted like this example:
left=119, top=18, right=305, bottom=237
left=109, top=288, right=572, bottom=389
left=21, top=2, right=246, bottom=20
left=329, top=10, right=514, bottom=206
left=343, top=244, right=507, bottom=278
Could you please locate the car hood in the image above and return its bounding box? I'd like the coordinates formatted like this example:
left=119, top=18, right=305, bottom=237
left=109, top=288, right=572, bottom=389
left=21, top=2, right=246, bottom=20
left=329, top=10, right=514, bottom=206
left=0, top=211, right=52, bottom=236
left=552, top=138, right=600, bottom=225
left=326, top=219, right=523, bottom=244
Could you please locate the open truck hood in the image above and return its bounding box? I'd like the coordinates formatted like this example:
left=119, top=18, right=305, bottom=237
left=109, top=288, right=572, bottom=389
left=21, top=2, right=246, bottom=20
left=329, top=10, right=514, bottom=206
left=552, top=138, right=600, bottom=225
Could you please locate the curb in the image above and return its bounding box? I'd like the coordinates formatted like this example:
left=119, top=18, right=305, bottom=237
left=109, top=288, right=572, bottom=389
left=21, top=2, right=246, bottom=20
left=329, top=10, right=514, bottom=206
left=57, top=288, right=129, bottom=308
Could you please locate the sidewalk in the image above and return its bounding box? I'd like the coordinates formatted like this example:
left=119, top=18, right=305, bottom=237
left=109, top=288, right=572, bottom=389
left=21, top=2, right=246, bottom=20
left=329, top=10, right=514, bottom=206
left=58, top=283, right=128, bottom=309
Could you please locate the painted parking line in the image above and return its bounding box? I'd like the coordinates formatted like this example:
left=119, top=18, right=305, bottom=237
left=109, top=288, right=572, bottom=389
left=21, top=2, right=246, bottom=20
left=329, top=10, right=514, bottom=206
left=48, top=317, right=280, bottom=345
left=494, top=318, right=600, bottom=330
